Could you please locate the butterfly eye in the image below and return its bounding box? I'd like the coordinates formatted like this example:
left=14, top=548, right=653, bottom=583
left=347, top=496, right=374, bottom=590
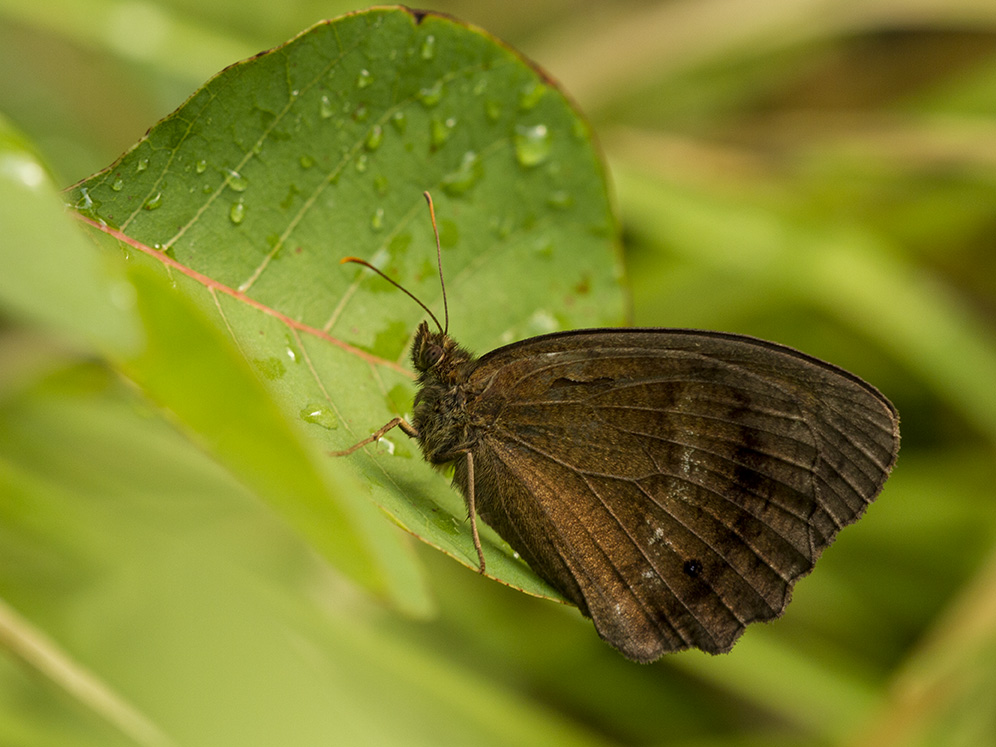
left=423, top=345, right=444, bottom=368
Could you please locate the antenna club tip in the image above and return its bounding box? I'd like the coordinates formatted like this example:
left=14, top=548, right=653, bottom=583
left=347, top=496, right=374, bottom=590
left=340, top=256, right=363, bottom=265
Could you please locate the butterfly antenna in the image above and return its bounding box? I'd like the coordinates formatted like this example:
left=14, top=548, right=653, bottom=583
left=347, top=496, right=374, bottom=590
left=339, top=257, right=444, bottom=333
left=423, top=191, right=449, bottom=335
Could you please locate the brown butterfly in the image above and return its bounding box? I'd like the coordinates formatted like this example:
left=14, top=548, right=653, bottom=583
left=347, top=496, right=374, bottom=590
left=336, top=193, right=900, bottom=662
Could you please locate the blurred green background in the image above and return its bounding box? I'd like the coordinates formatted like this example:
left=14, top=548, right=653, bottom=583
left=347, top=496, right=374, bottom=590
left=2, top=1, right=996, bottom=745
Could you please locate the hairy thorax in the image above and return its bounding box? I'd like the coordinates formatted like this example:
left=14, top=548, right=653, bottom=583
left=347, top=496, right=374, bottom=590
left=412, top=378, right=483, bottom=465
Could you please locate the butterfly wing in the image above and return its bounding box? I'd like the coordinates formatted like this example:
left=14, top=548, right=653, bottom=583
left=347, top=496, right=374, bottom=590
left=453, top=328, right=899, bottom=661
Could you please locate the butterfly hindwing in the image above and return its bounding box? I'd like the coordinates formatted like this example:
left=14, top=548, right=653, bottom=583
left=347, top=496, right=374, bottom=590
left=454, top=329, right=899, bottom=659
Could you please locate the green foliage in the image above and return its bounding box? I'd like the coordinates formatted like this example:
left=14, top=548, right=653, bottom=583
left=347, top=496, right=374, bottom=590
left=66, top=7, right=621, bottom=598
left=2, top=2, right=996, bottom=746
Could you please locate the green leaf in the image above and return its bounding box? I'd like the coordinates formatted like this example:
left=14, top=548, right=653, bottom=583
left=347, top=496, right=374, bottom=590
left=67, top=9, right=622, bottom=598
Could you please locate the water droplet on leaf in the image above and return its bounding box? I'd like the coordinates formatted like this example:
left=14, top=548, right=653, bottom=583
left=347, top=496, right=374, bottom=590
left=226, top=170, right=248, bottom=192
left=431, top=117, right=456, bottom=149
left=420, top=34, right=436, bottom=60
left=320, top=95, right=335, bottom=119
left=229, top=199, right=245, bottom=224
left=417, top=80, right=444, bottom=107
left=300, top=404, right=338, bottom=430
left=441, top=151, right=483, bottom=196
left=356, top=69, right=373, bottom=88
left=143, top=192, right=162, bottom=210
left=365, top=124, right=383, bottom=151
left=519, top=82, right=546, bottom=111
left=514, top=124, right=551, bottom=167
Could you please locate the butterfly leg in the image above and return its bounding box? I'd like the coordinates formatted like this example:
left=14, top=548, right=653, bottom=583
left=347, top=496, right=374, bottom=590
left=462, top=449, right=487, bottom=574
left=329, top=417, right=418, bottom=456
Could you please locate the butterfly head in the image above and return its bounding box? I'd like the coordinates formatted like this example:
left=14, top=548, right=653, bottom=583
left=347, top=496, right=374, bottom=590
left=411, top=321, right=474, bottom=382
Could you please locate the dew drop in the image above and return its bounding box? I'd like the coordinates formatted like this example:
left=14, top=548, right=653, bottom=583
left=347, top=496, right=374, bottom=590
left=143, top=192, right=162, bottom=210
left=374, top=175, right=388, bottom=195
left=136, top=158, right=149, bottom=173
left=365, top=124, right=384, bottom=151
left=417, top=80, right=444, bottom=107
left=472, top=79, right=487, bottom=96
left=420, top=34, right=436, bottom=60
left=320, top=94, right=335, bottom=119
left=111, top=178, right=124, bottom=192
left=76, top=187, right=94, bottom=211
left=353, top=103, right=369, bottom=122
left=514, top=124, right=551, bottom=167
left=355, top=154, right=369, bottom=173
left=441, top=151, right=483, bottom=196
left=431, top=117, right=456, bottom=149
left=371, top=206, right=384, bottom=231
left=226, top=170, right=248, bottom=192
left=300, top=404, right=339, bottom=430
left=356, top=68, right=373, bottom=88
left=390, top=110, right=407, bottom=134
left=229, top=199, right=245, bottom=224
left=299, top=154, right=315, bottom=169
left=195, top=159, right=208, bottom=174
left=519, top=81, right=546, bottom=111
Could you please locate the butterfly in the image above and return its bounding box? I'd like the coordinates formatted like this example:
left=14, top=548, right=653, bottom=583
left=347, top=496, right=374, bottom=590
left=335, top=193, right=900, bottom=662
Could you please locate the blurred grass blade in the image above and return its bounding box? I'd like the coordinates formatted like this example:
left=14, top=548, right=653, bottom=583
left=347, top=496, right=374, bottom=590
left=0, top=595, right=175, bottom=747
left=614, top=162, right=996, bottom=443
left=0, top=114, right=139, bottom=353
left=849, top=547, right=996, bottom=746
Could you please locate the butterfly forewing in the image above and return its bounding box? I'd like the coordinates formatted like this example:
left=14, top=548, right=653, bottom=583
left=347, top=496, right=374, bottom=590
left=452, top=328, right=899, bottom=660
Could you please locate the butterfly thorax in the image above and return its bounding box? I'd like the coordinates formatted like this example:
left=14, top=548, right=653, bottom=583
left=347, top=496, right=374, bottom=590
left=410, top=322, right=485, bottom=465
